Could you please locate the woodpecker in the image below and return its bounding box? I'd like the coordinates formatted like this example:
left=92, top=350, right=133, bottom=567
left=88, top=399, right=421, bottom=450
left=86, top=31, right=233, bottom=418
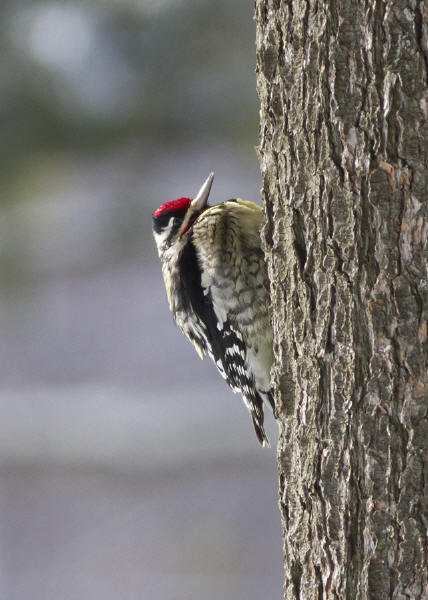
left=152, top=172, right=274, bottom=446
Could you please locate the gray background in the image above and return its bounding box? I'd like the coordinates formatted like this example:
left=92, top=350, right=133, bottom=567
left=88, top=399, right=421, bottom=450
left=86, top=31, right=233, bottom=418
left=0, top=1, right=282, bottom=598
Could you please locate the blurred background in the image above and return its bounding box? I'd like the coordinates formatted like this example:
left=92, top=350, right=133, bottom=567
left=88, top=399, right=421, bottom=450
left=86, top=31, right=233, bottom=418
left=0, top=1, right=282, bottom=599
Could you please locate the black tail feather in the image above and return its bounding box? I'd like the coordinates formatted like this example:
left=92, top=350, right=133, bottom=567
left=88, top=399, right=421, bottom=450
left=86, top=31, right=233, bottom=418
left=251, top=410, right=270, bottom=447
left=266, top=390, right=276, bottom=416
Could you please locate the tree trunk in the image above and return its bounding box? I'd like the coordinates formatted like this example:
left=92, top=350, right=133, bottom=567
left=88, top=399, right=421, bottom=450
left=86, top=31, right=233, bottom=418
left=255, top=1, right=428, bottom=598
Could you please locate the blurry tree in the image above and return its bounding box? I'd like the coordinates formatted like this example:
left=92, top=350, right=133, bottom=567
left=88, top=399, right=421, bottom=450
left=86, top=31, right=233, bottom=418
left=0, top=0, right=260, bottom=289
left=256, top=1, right=427, bottom=598
left=0, top=0, right=257, bottom=175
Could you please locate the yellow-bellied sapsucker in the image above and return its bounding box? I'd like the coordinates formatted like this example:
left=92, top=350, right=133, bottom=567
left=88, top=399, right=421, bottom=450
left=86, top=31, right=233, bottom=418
left=152, top=173, right=274, bottom=446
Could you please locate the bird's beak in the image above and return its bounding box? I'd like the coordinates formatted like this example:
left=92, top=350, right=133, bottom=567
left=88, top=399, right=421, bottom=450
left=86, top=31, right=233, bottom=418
left=179, top=172, right=214, bottom=236
left=191, top=172, right=214, bottom=211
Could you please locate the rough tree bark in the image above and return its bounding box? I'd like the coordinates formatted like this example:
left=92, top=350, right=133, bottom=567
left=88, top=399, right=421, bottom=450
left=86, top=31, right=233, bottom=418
left=255, top=1, right=427, bottom=598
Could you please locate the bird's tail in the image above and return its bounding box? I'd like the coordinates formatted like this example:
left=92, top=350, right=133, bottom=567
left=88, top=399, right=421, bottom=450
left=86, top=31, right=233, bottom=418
left=249, top=397, right=270, bottom=447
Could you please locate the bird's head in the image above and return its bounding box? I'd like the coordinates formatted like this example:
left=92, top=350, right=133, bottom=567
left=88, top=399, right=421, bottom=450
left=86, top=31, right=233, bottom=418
left=152, top=172, right=214, bottom=257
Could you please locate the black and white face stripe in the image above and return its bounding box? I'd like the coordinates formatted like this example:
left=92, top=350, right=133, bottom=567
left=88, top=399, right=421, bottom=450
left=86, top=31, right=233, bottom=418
left=152, top=211, right=182, bottom=235
left=153, top=175, right=214, bottom=253
left=152, top=210, right=186, bottom=250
